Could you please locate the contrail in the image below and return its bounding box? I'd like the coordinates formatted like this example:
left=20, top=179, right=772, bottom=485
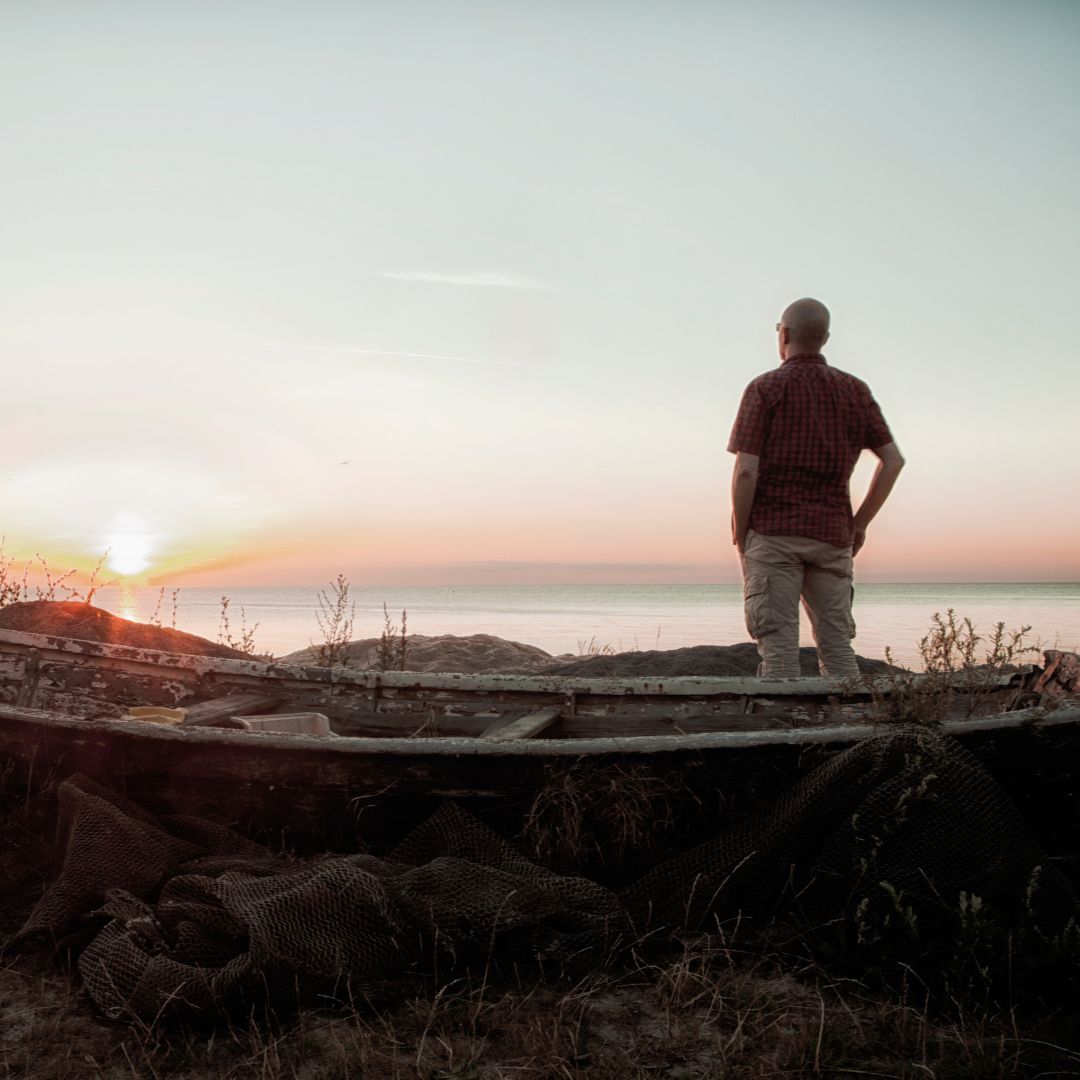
left=265, top=344, right=523, bottom=367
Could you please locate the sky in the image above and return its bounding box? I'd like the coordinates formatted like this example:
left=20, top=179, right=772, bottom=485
left=1, top=0, right=1078, bottom=586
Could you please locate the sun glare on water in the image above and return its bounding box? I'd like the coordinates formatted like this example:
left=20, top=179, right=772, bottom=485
left=106, top=533, right=153, bottom=576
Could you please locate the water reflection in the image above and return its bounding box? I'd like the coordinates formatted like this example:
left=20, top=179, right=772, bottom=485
left=117, top=582, right=139, bottom=623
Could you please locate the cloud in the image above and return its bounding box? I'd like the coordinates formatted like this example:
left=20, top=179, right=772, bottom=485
left=451, top=561, right=702, bottom=573
left=380, top=270, right=552, bottom=290
left=265, top=344, right=522, bottom=367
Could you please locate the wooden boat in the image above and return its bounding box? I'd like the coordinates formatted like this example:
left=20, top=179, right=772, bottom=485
left=0, top=625, right=1077, bottom=844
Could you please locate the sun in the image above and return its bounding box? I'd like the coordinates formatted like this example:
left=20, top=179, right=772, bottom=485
left=106, top=533, right=153, bottom=576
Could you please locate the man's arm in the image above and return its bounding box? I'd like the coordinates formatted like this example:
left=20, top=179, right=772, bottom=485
left=852, top=441, right=905, bottom=555
left=731, top=451, right=760, bottom=553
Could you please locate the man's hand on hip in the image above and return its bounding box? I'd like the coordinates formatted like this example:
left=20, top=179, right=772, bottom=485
left=852, top=525, right=867, bottom=556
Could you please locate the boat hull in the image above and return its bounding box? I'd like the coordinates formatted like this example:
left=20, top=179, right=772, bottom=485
left=2, top=701, right=1077, bottom=850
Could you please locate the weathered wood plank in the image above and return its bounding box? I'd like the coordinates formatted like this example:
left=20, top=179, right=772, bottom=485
left=15, top=648, right=41, bottom=708
left=482, top=707, right=561, bottom=741
left=182, top=693, right=281, bottom=727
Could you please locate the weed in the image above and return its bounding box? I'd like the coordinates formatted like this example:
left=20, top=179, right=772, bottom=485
left=577, top=636, right=616, bottom=657
left=147, top=587, right=181, bottom=630
left=26, top=554, right=78, bottom=603
left=0, top=538, right=24, bottom=607
left=313, top=574, right=355, bottom=668
left=868, top=610, right=1039, bottom=724
left=0, top=545, right=119, bottom=607
left=376, top=602, right=408, bottom=671
left=217, top=595, right=267, bottom=659
left=65, top=550, right=116, bottom=605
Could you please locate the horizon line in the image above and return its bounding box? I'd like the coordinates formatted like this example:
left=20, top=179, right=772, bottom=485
left=97, top=578, right=1080, bottom=589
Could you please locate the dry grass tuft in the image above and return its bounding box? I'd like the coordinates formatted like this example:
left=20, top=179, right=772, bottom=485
left=520, top=762, right=687, bottom=868
left=576, top=636, right=616, bottom=657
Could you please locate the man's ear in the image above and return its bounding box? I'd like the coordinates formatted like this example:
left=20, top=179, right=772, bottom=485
left=821, top=330, right=830, bottom=346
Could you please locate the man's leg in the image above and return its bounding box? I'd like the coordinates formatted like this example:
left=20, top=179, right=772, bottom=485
left=741, top=531, right=804, bottom=677
left=800, top=540, right=859, bottom=678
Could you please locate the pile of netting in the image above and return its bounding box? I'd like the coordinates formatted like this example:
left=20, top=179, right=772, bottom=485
left=2, top=728, right=1076, bottom=1020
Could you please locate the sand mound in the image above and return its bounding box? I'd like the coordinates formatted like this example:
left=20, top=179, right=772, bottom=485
left=280, top=634, right=558, bottom=674
left=0, top=601, right=250, bottom=660
left=284, top=635, right=889, bottom=677
left=546, top=644, right=892, bottom=677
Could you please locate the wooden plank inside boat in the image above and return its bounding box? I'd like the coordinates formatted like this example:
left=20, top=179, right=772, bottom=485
left=182, top=693, right=281, bottom=727
left=481, top=706, right=561, bottom=741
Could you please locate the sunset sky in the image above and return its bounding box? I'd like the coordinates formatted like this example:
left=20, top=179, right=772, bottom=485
left=2, top=1, right=1078, bottom=586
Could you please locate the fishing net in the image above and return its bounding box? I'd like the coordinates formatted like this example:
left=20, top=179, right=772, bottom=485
left=2, top=729, right=1075, bottom=1020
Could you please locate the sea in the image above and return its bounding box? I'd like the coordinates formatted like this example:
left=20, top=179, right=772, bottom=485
left=88, top=582, right=1080, bottom=669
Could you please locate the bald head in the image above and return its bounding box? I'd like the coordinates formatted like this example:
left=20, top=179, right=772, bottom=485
left=779, top=298, right=830, bottom=355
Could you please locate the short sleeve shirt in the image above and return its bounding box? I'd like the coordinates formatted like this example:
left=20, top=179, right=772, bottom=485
left=727, top=354, right=893, bottom=547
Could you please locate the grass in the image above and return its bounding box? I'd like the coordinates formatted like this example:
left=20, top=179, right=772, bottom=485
left=3, top=932, right=1080, bottom=1078
left=576, top=636, right=616, bottom=657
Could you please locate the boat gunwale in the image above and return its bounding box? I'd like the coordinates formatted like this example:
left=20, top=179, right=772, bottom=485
left=1, top=700, right=1075, bottom=758
left=0, top=627, right=1031, bottom=699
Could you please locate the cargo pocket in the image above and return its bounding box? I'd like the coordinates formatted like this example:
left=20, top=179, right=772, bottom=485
left=743, top=572, right=776, bottom=638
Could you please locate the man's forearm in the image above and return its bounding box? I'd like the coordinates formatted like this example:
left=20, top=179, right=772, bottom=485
left=731, top=454, right=759, bottom=548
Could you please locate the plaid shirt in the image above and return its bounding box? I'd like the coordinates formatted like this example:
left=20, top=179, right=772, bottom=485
left=727, top=354, right=893, bottom=547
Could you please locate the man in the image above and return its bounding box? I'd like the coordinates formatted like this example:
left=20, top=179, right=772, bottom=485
left=728, top=298, right=904, bottom=677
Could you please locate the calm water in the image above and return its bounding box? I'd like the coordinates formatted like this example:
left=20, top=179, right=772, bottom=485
left=90, top=583, right=1080, bottom=668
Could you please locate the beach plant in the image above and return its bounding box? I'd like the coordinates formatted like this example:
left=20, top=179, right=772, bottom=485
left=376, top=602, right=408, bottom=671
left=0, top=544, right=121, bottom=608
left=576, top=636, right=616, bottom=657
left=868, top=609, right=1038, bottom=724
left=147, top=587, right=181, bottom=629
left=25, top=554, right=79, bottom=602
left=65, top=550, right=116, bottom=606
left=217, top=595, right=265, bottom=658
left=0, top=539, right=22, bottom=608
left=313, top=574, right=355, bottom=668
